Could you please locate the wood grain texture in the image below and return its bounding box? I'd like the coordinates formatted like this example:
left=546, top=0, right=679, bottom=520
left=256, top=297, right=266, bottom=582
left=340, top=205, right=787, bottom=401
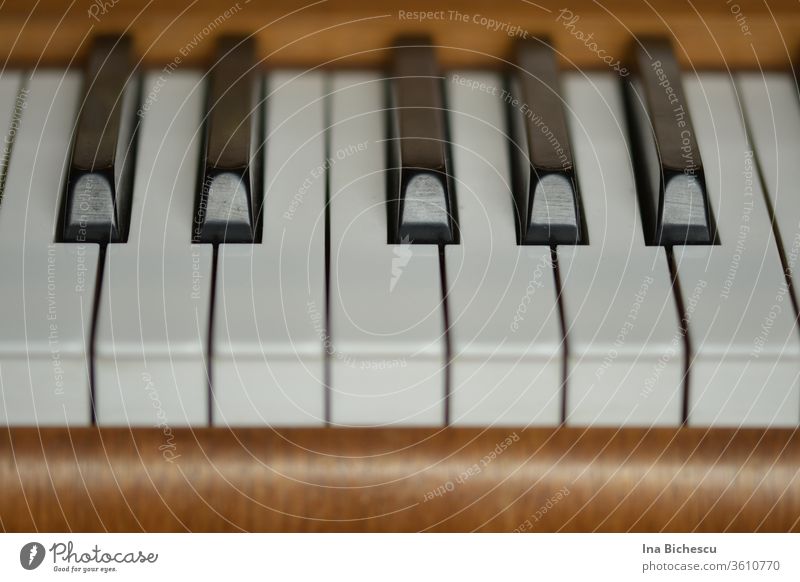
left=1, top=428, right=798, bottom=532
left=0, top=0, right=798, bottom=70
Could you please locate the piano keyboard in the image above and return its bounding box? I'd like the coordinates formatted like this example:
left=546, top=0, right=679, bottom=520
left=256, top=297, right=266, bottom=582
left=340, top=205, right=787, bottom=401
left=1, top=34, right=800, bottom=430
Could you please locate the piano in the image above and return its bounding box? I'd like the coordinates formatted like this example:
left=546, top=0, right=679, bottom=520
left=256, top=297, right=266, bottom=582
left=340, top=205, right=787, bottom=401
left=0, top=0, right=799, bottom=532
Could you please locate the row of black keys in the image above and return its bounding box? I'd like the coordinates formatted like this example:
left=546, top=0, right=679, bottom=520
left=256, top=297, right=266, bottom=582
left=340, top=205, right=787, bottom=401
left=60, top=34, right=716, bottom=248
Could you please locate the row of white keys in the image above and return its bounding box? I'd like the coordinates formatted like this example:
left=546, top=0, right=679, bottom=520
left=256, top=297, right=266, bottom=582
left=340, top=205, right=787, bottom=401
left=328, top=72, right=446, bottom=426
left=559, top=73, right=683, bottom=426
left=0, top=71, right=100, bottom=425
left=212, top=71, right=327, bottom=426
left=94, top=72, right=214, bottom=426
left=2, top=69, right=797, bottom=429
left=737, top=74, right=800, bottom=299
left=736, top=73, right=800, bottom=426
left=675, top=74, right=800, bottom=427
left=444, top=72, right=562, bottom=426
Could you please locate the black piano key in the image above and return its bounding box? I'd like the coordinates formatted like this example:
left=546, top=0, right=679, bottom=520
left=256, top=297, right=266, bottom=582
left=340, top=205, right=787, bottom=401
left=625, top=38, right=715, bottom=246
left=193, top=36, right=262, bottom=244
left=62, top=35, right=140, bottom=243
left=508, top=39, right=583, bottom=246
left=387, top=36, right=457, bottom=244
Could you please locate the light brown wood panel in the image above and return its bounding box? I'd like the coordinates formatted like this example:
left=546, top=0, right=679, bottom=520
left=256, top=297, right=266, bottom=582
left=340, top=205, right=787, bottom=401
left=1, top=428, right=798, bottom=532
left=0, top=1, right=798, bottom=70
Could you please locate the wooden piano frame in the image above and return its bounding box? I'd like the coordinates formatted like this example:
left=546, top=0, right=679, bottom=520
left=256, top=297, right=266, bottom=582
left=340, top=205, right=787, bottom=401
left=1, top=0, right=798, bottom=532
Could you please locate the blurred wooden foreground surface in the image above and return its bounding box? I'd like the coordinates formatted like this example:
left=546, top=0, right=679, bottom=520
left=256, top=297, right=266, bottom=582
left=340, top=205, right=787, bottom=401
left=0, top=0, right=799, bottom=70
left=1, top=427, right=798, bottom=531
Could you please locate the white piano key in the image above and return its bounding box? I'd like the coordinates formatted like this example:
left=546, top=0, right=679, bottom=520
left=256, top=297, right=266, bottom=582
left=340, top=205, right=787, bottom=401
left=94, top=72, right=213, bottom=426
left=212, top=71, right=326, bottom=426
left=559, top=73, right=683, bottom=427
left=737, top=73, right=800, bottom=294
left=0, top=71, right=99, bottom=425
left=445, top=72, right=563, bottom=426
left=675, top=74, right=800, bottom=427
left=329, top=72, right=446, bottom=426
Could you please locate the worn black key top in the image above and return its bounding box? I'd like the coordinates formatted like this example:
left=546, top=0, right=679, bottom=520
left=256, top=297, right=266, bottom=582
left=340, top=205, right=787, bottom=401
left=193, top=36, right=262, bottom=244
left=625, top=38, right=715, bottom=245
left=61, top=35, right=139, bottom=243
left=508, top=39, right=582, bottom=245
left=387, top=36, right=457, bottom=244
